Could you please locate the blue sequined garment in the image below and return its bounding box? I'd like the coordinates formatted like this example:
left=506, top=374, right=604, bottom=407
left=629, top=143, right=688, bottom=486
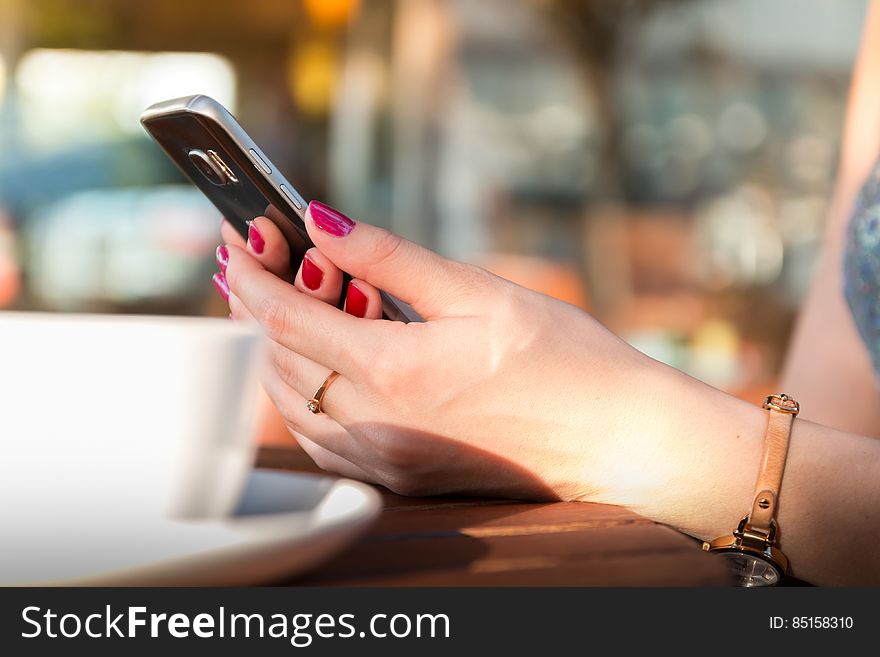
left=844, top=162, right=880, bottom=374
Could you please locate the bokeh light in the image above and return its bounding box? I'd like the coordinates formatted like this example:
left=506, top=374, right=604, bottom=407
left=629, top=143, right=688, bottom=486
left=288, top=39, right=338, bottom=117
left=717, top=102, right=767, bottom=153
left=14, top=49, right=236, bottom=150
left=303, top=0, right=361, bottom=28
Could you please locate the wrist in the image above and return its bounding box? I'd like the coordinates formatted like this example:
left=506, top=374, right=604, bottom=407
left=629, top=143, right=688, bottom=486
left=586, top=360, right=767, bottom=540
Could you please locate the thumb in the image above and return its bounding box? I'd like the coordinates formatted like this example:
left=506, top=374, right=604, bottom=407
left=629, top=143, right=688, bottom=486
left=304, top=201, right=479, bottom=319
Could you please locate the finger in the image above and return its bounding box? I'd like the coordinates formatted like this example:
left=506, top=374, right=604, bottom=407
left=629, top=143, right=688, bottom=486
left=212, top=270, right=230, bottom=303
left=219, top=220, right=246, bottom=277
left=215, top=274, right=283, bottom=328
left=264, top=341, right=358, bottom=422
left=295, top=247, right=344, bottom=306
left=220, top=219, right=247, bottom=247
left=343, top=279, right=382, bottom=319
left=291, top=431, right=376, bottom=482
left=246, top=216, right=293, bottom=282
left=224, top=244, right=378, bottom=376
left=259, top=356, right=360, bottom=460
left=263, top=369, right=370, bottom=480
left=228, top=291, right=257, bottom=323
left=304, top=200, right=487, bottom=318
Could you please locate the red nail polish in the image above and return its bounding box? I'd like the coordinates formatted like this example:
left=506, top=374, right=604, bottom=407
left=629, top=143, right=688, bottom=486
left=248, top=223, right=265, bottom=254
left=301, top=254, right=324, bottom=291
left=212, top=271, right=230, bottom=301
left=345, top=281, right=368, bottom=318
left=216, top=245, right=229, bottom=273
left=309, top=201, right=355, bottom=237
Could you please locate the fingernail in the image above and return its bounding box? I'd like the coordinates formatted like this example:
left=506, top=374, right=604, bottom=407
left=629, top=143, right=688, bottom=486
left=248, top=223, right=265, bottom=254
left=228, top=313, right=234, bottom=321
left=301, top=254, right=324, bottom=291
left=212, top=271, right=230, bottom=301
left=309, top=200, right=355, bottom=237
left=345, top=281, right=368, bottom=318
left=216, top=244, right=229, bottom=273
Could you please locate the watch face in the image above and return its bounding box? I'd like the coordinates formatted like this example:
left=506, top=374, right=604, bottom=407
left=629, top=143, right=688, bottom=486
left=718, top=551, right=781, bottom=587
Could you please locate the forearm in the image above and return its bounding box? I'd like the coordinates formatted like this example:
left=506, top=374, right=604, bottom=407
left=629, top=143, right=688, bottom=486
left=780, top=201, right=880, bottom=435
left=604, top=363, right=880, bottom=586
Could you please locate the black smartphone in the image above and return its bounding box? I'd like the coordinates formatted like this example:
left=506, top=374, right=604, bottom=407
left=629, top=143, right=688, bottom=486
left=140, top=94, right=419, bottom=323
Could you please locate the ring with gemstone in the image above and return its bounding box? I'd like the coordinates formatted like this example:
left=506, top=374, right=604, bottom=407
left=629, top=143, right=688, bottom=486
left=307, top=371, right=340, bottom=415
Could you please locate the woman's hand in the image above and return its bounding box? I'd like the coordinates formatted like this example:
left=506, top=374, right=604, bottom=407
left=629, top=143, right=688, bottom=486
left=218, top=201, right=757, bottom=513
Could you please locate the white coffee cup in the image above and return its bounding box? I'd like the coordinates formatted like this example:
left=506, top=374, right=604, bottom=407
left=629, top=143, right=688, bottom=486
left=0, top=312, right=263, bottom=527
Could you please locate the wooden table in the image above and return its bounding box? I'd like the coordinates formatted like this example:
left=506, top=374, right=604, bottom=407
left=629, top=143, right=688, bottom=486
left=256, top=446, right=731, bottom=586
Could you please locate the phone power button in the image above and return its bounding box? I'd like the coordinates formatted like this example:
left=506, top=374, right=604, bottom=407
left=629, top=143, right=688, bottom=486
left=279, top=185, right=303, bottom=210
left=248, top=149, right=272, bottom=175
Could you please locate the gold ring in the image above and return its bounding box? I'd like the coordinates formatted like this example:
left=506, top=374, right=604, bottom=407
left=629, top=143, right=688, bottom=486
left=307, top=371, right=340, bottom=414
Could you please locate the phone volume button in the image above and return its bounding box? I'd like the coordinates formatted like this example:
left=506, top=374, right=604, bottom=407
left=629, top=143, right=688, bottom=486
left=248, top=149, right=272, bottom=175
left=279, top=184, right=303, bottom=210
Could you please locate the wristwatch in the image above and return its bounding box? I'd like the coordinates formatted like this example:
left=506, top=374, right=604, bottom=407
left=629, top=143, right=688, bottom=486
left=702, top=393, right=799, bottom=587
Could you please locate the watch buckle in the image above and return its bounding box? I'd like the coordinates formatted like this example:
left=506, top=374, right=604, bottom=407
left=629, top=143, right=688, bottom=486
left=762, top=393, right=799, bottom=415
left=735, top=515, right=776, bottom=550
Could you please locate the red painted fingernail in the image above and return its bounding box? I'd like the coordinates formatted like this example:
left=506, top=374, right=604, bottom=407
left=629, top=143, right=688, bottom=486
left=345, top=281, right=368, bottom=318
left=309, top=201, right=355, bottom=237
left=248, top=223, right=265, bottom=254
left=212, top=271, right=230, bottom=301
left=216, top=244, right=229, bottom=273
left=301, top=254, right=324, bottom=291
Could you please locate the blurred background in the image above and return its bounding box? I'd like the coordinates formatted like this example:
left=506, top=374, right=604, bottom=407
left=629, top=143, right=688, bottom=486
left=0, top=0, right=869, bottom=400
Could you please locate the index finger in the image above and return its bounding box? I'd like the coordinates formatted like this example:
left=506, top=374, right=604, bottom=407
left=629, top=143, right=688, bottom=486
left=224, top=244, right=373, bottom=376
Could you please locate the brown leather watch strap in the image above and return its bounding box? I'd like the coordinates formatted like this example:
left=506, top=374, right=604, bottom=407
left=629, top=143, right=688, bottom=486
left=746, top=395, right=798, bottom=537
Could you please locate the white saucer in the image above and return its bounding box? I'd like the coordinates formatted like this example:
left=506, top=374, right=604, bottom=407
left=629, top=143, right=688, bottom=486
left=2, top=470, right=381, bottom=586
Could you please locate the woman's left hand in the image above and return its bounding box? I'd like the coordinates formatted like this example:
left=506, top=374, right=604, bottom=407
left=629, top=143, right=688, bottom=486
left=219, top=201, right=762, bottom=525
